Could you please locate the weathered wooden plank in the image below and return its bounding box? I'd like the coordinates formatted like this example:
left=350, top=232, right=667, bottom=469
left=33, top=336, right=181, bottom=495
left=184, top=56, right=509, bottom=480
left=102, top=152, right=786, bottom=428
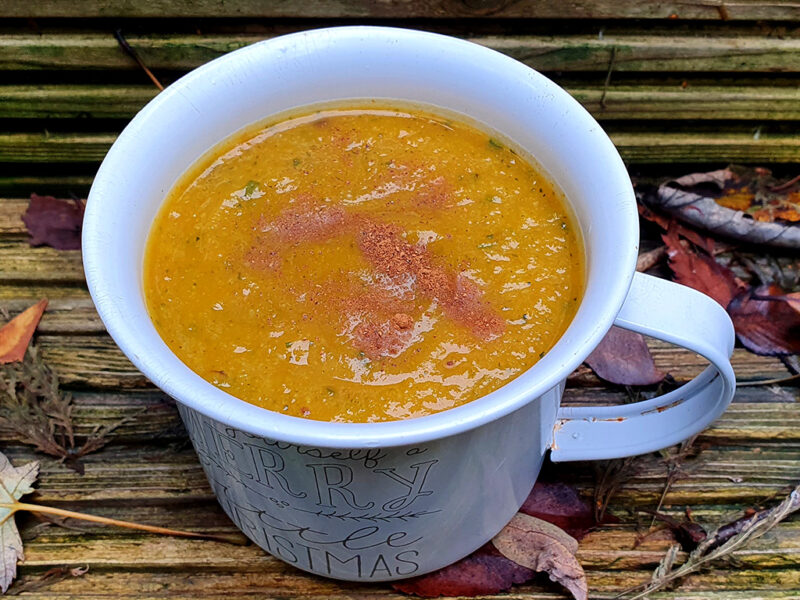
left=612, top=132, right=800, bottom=164
left=0, top=241, right=83, bottom=282
left=2, top=130, right=799, bottom=165
left=7, top=573, right=800, bottom=600
left=0, top=283, right=89, bottom=300
left=0, top=196, right=25, bottom=234
left=0, top=175, right=93, bottom=197
left=573, top=85, right=800, bottom=121
left=2, top=33, right=799, bottom=73
left=0, top=391, right=183, bottom=442
left=2, top=0, right=799, bottom=20
left=5, top=435, right=798, bottom=506
left=5, top=85, right=800, bottom=121
left=3, top=386, right=797, bottom=446
left=6, top=524, right=800, bottom=596
left=0, top=85, right=157, bottom=119
left=38, top=335, right=152, bottom=389
left=2, top=297, right=105, bottom=333
left=10, top=519, right=800, bottom=573
left=0, top=133, right=112, bottom=163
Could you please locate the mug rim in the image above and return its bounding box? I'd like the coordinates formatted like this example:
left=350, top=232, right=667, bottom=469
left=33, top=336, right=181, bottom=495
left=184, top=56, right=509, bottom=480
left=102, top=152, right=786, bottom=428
left=83, top=25, right=638, bottom=448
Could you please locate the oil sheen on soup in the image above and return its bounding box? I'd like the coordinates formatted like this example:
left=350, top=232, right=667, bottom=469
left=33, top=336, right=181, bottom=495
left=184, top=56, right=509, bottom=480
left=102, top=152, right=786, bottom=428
left=144, top=106, right=584, bottom=423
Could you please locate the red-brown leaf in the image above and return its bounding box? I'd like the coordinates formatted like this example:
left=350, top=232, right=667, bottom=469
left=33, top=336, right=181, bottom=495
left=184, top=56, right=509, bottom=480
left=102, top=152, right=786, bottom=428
left=638, top=203, right=716, bottom=255
left=784, top=292, right=800, bottom=315
left=584, top=326, right=664, bottom=386
left=0, top=299, right=48, bottom=364
left=520, top=482, right=602, bottom=541
left=727, top=285, right=800, bottom=356
left=21, top=194, right=85, bottom=250
left=392, top=543, right=534, bottom=597
left=662, top=226, right=744, bottom=308
left=492, top=514, right=587, bottom=600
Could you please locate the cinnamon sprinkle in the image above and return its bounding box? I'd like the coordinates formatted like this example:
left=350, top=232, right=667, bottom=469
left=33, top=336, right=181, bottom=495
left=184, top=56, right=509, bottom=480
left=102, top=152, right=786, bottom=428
left=246, top=192, right=504, bottom=357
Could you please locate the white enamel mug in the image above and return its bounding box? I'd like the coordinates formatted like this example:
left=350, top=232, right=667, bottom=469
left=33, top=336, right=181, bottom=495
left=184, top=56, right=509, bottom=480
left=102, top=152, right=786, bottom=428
left=82, top=26, right=736, bottom=582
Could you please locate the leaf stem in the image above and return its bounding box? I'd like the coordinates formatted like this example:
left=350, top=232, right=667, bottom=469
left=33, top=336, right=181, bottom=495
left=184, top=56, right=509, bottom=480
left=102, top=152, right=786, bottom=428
left=0, top=501, right=248, bottom=545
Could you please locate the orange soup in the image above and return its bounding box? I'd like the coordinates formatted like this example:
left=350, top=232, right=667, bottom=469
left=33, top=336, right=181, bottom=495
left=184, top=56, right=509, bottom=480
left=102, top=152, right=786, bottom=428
left=144, top=106, right=584, bottom=422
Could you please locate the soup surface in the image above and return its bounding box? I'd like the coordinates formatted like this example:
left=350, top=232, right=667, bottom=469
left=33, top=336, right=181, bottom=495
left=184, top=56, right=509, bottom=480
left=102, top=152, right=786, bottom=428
left=144, top=106, right=584, bottom=422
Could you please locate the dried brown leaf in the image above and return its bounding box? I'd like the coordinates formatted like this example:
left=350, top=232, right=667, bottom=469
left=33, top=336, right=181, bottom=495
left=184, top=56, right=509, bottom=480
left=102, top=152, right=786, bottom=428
left=638, top=202, right=716, bottom=255
left=520, top=481, right=600, bottom=541
left=392, top=543, right=534, bottom=597
left=585, top=326, right=664, bottom=386
left=21, top=194, right=85, bottom=250
left=0, top=343, right=126, bottom=471
left=6, top=565, right=88, bottom=596
left=727, top=285, right=800, bottom=355
left=0, top=300, right=47, bottom=364
left=662, top=226, right=745, bottom=308
left=492, top=513, right=587, bottom=600
left=0, top=453, right=40, bottom=593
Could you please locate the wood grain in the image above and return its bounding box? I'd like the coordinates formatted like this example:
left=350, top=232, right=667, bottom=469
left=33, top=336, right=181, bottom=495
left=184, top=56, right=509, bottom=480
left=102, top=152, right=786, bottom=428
left=3, top=33, right=799, bottom=73
left=2, top=0, right=799, bottom=20
left=5, top=85, right=800, bottom=121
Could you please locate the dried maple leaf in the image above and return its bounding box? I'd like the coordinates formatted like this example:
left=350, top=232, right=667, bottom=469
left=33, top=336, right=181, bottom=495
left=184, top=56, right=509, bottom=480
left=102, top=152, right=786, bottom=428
left=0, top=300, right=47, bottom=364
left=520, top=481, right=600, bottom=541
left=662, top=225, right=745, bottom=308
left=21, top=194, right=85, bottom=250
left=492, top=513, right=587, bottom=600
left=727, top=285, right=800, bottom=356
left=650, top=167, right=800, bottom=248
left=0, top=453, right=39, bottom=593
left=585, top=326, right=665, bottom=386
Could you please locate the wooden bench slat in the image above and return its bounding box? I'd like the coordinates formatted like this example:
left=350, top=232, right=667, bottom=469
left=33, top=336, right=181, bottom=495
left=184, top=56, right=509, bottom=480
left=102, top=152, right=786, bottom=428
left=4, top=85, right=800, bottom=121
left=2, top=0, right=799, bottom=21
left=3, top=33, right=799, bottom=73
left=6, top=84, right=800, bottom=121
left=11, top=522, right=800, bottom=573
left=5, top=430, right=798, bottom=506
left=2, top=131, right=798, bottom=165
left=4, top=391, right=799, bottom=444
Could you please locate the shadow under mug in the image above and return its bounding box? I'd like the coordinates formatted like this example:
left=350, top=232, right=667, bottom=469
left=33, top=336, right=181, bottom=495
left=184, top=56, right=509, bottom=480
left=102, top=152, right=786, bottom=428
left=82, top=26, right=736, bottom=581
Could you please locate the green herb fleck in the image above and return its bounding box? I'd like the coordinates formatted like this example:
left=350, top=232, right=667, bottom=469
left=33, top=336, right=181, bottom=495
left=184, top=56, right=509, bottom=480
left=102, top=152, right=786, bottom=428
left=325, top=387, right=336, bottom=396
left=195, top=236, right=200, bottom=242
left=286, top=342, right=293, bottom=348
left=292, top=158, right=301, bottom=167
left=488, top=138, right=503, bottom=150
left=539, top=351, right=545, bottom=358
left=244, top=180, right=259, bottom=196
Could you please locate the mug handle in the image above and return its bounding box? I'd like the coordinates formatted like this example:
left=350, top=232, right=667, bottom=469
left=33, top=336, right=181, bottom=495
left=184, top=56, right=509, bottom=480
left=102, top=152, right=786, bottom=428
left=550, top=272, right=736, bottom=462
